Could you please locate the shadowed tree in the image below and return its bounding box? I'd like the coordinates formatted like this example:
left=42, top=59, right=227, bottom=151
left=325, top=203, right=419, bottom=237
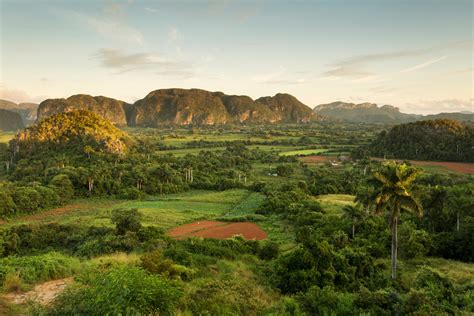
left=342, top=204, right=365, bottom=239
left=445, top=186, right=473, bottom=232
left=372, top=162, right=423, bottom=280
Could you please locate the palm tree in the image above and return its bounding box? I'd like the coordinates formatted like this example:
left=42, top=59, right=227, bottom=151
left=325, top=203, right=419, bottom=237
left=342, top=204, right=365, bottom=239
left=372, top=162, right=423, bottom=280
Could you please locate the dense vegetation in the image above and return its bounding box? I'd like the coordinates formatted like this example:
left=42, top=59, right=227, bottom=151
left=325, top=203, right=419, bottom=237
left=368, top=119, right=474, bottom=162
left=0, top=111, right=472, bottom=315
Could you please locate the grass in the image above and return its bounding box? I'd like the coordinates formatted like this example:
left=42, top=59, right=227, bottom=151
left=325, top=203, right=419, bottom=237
left=315, top=194, right=355, bottom=215
left=0, top=189, right=256, bottom=230
left=0, top=132, right=15, bottom=144
left=279, top=148, right=329, bottom=156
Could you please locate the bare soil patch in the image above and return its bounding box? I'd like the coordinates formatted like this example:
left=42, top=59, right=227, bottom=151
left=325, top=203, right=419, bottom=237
left=408, top=161, right=474, bottom=174
left=299, top=155, right=330, bottom=164
left=168, top=220, right=226, bottom=237
left=3, top=277, right=73, bottom=306
left=169, top=221, right=267, bottom=240
left=372, top=158, right=474, bottom=174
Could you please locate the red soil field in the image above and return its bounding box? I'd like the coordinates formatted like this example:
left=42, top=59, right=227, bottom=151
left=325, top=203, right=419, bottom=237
left=299, top=155, right=330, bottom=164
left=168, top=220, right=226, bottom=237
left=372, top=158, right=474, bottom=175
left=408, top=161, right=474, bottom=175
left=169, top=221, right=267, bottom=240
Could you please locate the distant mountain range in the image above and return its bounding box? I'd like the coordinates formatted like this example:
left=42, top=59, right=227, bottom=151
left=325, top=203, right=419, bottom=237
left=313, top=101, right=474, bottom=123
left=1, top=90, right=472, bottom=128
left=0, top=99, right=38, bottom=126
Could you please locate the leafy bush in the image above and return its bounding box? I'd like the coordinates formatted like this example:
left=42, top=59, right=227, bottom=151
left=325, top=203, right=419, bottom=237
left=0, top=252, right=81, bottom=285
left=111, top=208, right=142, bottom=235
left=299, top=286, right=357, bottom=315
left=140, top=250, right=194, bottom=280
left=398, top=221, right=432, bottom=259
left=184, top=278, right=273, bottom=315
left=48, top=266, right=181, bottom=316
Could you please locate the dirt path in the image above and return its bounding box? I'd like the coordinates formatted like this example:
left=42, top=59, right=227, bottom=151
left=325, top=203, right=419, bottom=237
left=2, top=277, right=73, bottom=306
left=0, top=204, right=82, bottom=227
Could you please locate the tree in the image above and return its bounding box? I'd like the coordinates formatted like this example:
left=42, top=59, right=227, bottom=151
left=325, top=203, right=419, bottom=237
left=276, top=165, right=294, bottom=177
left=445, top=186, right=472, bottom=232
left=111, top=208, right=142, bottom=235
left=342, top=204, right=365, bottom=239
left=371, top=162, right=423, bottom=280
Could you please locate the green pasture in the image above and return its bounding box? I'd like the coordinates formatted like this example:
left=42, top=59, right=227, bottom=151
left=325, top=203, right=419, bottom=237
left=279, top=148, right=329, bottom=156
left=315, top=194, right=356, bottom=215
left=0, top=189, right=265, bottom=231
left=0, top=132, right=14, bottom=144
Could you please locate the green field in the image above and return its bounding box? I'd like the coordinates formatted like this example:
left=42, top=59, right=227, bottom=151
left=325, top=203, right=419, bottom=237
left=279, top=148, right=329, bottom=156
left=0, top=132, right=14, bottom=144
left=0, top=189, right=264, bottom=230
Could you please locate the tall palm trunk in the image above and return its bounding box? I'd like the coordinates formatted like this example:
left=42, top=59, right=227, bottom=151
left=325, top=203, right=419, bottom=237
left=352, top=224, right=355, bottom=239
left=391, top=217, right=398, bottom=280
left=457, top=212, right=460, bottom=232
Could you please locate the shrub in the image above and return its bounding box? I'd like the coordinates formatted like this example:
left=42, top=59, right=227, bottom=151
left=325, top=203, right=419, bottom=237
left=0, top=252, right=81, bottom=285
left=184, top=278, right=273, bottom=315
left=2, top=271, right=26, bottom=292
left=119, top=187, right=145, bottom=200
left=48, top=266, right=181, bottom=316
left=49, top=174, right=74, bottom=203
left=140, top=250, right=194, bottom=280
left=299, top=286, right=357, bottom=315
left=398, top=221, right=431, bottom=259
left=257, top=241, right=279, bottom=260
left=111, top=208, right=142, bottom=235
left=0, top=190, right=16, bottom=217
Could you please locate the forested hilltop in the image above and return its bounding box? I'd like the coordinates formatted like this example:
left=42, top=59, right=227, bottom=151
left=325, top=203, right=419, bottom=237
left=368, top=119, right=474, bottom=162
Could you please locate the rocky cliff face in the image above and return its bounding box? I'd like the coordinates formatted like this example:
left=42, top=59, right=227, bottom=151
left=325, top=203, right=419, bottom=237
left=31, top=89, right=322, bottom=127
left=129, top=89, right=231, bottom=126
left=37, top=94, right=129, bottom=126
left=0, top=109, right=25, bottom=131
left=129, top=89, right=313, bottom=126
left=256, top=93, right=317, bottom=123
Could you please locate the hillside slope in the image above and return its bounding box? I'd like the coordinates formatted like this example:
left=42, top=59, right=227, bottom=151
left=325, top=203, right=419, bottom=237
left=257, top=93, right=317, bottom=123
left=11, top=110, right=129, bottom=159
left=0, top=99, right=38, bottom=125
left=0, top=109, right=25, bottom=131
left=314, top=101, right=418, bottom=123
left=37, top=95, right=129, bottom=126
left=368, top=119, right=474, bottom=162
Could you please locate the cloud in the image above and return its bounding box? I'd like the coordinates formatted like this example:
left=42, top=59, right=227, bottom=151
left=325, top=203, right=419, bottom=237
left=55, top=2, right=144, bottom=44
left=404, top=98, right=474, bottom=114
left=145, top=7, right=157, bottom=13
left=95, top=48, right=194, bottom=78
left=168, top=27, right=179, bottom=41
left=400, top=56, right=447, bottom=73
left=79, top=13, right=143, bottom=44
left=323, top=48, right=427, bottom=79
left=252, top=67, right=307, bottom=85
left=0, top=87, right=48, bottom=103
left=323, top=40, right=473, bottom=80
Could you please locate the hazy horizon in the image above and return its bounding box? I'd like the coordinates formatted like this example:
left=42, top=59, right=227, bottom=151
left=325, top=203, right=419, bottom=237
left=1, top=0, right=473, bottom=115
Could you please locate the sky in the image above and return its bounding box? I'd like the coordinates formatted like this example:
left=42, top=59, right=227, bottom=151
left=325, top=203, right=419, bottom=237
left=0, top=0, right=472, bottom=114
